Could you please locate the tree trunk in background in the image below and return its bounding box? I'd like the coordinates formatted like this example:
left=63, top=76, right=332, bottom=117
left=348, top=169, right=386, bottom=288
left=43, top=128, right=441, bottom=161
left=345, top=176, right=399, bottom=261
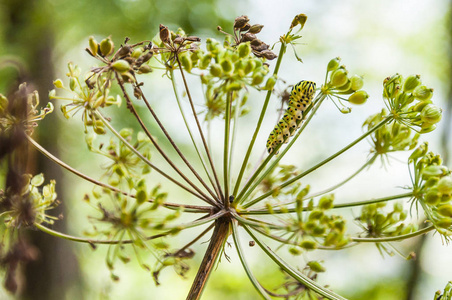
left=3, top=1, right=81, bottom=299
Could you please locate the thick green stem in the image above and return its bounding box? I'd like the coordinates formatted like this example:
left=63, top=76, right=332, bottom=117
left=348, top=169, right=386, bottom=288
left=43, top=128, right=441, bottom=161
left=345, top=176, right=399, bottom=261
left=350, top=225, right=434, bottom=242
left=243, top=117, right=392, bottom=208
left=224, top=91, right=232, bottom=208
left=232, top=42, right=287, bottom=198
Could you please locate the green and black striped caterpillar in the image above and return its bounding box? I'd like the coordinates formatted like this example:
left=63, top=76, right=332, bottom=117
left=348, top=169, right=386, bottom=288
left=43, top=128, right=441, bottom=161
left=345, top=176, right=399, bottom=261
left=266, top=80, right=316, bottom=154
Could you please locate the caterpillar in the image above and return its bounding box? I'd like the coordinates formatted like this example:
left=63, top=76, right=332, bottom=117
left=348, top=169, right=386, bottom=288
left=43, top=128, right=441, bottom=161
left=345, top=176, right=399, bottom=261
left=266, top=80, right=316, bottom=154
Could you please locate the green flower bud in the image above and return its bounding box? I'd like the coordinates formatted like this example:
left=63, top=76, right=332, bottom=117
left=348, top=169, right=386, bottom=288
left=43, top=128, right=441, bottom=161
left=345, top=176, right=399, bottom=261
left=350, top=74, right=364, bottom=91
left=99, top=37, right=114, bottom=57
left=111, top=60, right=131, bottom=73
left=383, top=73, right=403, bottom=99
left=408, top=142, right=428, bottom=162
left=348, top=90, right=369, bottom=105
left=263, top=75, right=277, bottom=90
left=251, top=72, right=264, bottom=85
left=437, top=176, right=452, bottom=194
left=437, top=204, right=452, bottom=217
left=403, top=74, right=421, bottom=92
left=210, top=63, right=222, bottom=77
left=220, top=58, right=233, bottom=73
left=413, top=85, right=434, bottom=101
left=420, top=104, right=442, bottom=124
left=300, top=239, right=317, bottom=250
left=53, top=79, right=64, bottom=89
left=180, top=53, right=192, bottom=72
left=330, top=68, right=348, bottom=88
left=88, top=36, right=98, bottom=56
left=327, top=57, right=341, bottom=72
left=307, top=261, right=326, bottom=273
left=238, top=42, right=251, bottom=58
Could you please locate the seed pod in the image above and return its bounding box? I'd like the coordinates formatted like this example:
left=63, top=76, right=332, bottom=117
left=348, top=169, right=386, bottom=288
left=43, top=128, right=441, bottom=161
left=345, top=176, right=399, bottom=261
left=210, top=63, right=222, bottom=77
left=132, top=48, right=143, bottom=59
left=330, top=68, right=348, bottom=88
left=111, top=60, right=131, bottom=73
left=260, top=50, right=277, bottom=60
left=136, top=52, right=154, bottom=66
left=437, top=176, right=452, bottom=194
left=403, top=74, right=421, bottom=92
left=138, top=64, right=153, bottom=74
left=241, top=32, right=257, bottom=42
left=238, top=42, right=251, bottom=58
left=234, top=15, right=250, bottom=29
left=100, top=37, right=114, bottom=57
left=248, top=24, right=264, bottom=34
left=69, top=77, right=77, bottom=91
left=327, top=57, right=341, bottom=72
left=118, top=44, right=132, bottom=57
left=180, top=53, right=192, bottom=72
left=437, top=204, right=452, bottom=217
left=318, top=195, right=334, bottom=210
left=290, top=13, right=308, bottom=30
left=220, top=58, right=232, bottom=73
left=159, top=24, right=171, bottom=44
left=226, top=82, right=242, bottom=91
left=300, top=239, right=317, bottom=250
left=88, top=36, right=98, bottom=56
left=348, top=90, right=369, bottom=105
left=350, top=74, right=364, bottom=91
left=436, top=217, right=452, bottom=229
left=425, top=189, right=441, bottom=205
left=420, top=104, right=442, bottom=124
left=53, top=79, right=64, bottom=89
left=307, top=261, right=326, bottom=273
left=263, top=75, right=277, bottom=90
left=252, top=72, right=264, bottom=85
left=413, top=85, right=434, bottom=101
left=186, top=36, right=201, bottom=42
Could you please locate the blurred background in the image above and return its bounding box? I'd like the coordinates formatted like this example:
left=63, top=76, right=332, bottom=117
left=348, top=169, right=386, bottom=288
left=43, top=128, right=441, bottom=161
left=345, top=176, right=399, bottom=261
left=0, top=0, right=451, bottom=299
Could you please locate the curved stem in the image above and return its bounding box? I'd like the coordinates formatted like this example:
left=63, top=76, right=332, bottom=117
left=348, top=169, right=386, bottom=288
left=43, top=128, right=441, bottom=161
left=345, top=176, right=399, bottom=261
left=232, top=42, right=287, bottom=198
left=243, top=225, right=348, bottom=300
left=243, top=117, right=392, bottom=208
left=231, top=221, right=272, bottom=300
left=236, top=93, right=326, bottom=205
left=96, top=110, right=217, bottom=206
left=169, top=70, right=222, bottom=201
left=350, top=225, right=434, bottom=242
left=27, top=135, right=210, bottom=212
left=176, top=55, right=224, bottom=203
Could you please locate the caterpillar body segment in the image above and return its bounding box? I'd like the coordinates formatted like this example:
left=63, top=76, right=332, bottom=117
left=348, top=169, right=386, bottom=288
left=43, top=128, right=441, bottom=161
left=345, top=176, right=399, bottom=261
left=266, top=80, right=316, bottom=154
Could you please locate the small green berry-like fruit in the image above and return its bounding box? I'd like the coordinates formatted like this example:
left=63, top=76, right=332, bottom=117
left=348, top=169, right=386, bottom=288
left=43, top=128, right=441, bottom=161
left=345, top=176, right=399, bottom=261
left=348, top=90, right=369, bottom=105
left=350, top=74, right=364, bottom=91
left=300, top=239, right=317, bottom=250
left=436, top=217, right=452, bottom=229
left=251, top=72, right=264, bottom=85
left=307, top=261, right=326, bottom=273
left=403, top=74, right=421, bottom=92
left=111, top=60, right=131, bottom=73
left=88, top=36, right=98, bottom=56
left=180, top=53, right=192, bottom=72
left=437, top=176, right=452, bottom=194
left=263, top=75, right=277, bottom=90
left=420, top=104, right=442, bottom=124
left=210, top=63, right=222, bottom=77
left=330, top=68, right=348, bottom=88
left=220, top=58, right=233, bottom=73
left=413, top=85, right=434, bottom=101
left=327, top=57, right=341, bottom=72
left=53, top=79, right=64, bottom=89
left=238, top=42, right=251, bottom=58
left=99, top=37, right=114, bottom=57
left=437, top=204, right=452, bottom=217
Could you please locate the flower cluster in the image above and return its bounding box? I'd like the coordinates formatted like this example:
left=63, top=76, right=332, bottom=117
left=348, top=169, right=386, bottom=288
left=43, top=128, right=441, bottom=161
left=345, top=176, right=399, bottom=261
left=409, top=143, right=452, bottom=239
left=383, top=74, right=441, bottom=133
left=321, top=57, right=369, bottom=113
